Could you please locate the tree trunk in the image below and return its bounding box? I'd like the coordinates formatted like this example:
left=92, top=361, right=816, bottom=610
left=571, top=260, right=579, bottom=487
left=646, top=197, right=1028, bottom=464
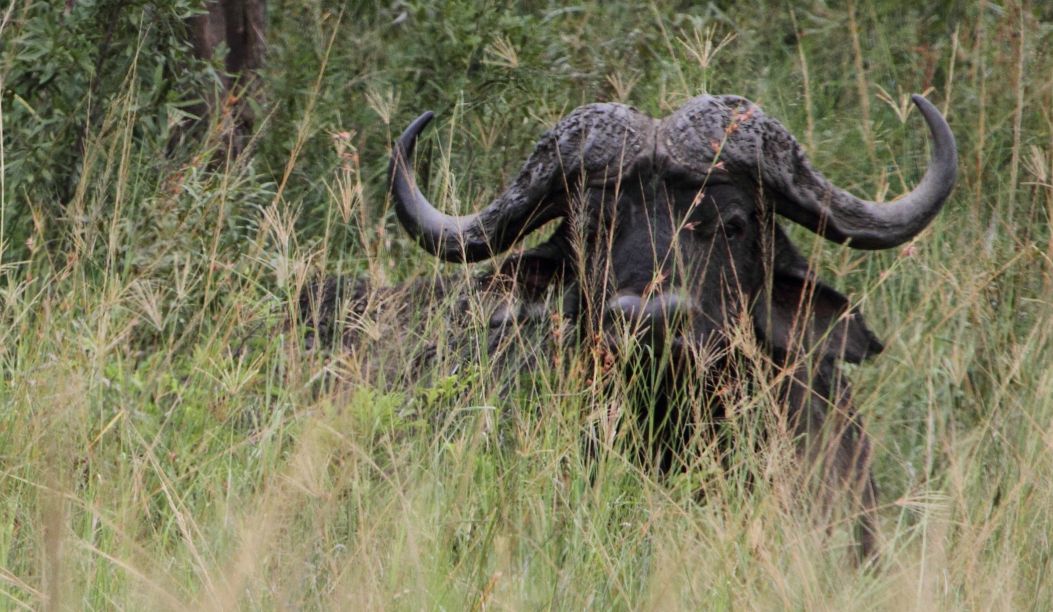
left=186, top=0, right=266, bottom=158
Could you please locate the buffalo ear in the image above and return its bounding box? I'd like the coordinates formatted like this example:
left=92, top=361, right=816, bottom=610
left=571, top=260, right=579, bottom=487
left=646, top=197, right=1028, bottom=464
left=754, top=267, right=883, bottom=364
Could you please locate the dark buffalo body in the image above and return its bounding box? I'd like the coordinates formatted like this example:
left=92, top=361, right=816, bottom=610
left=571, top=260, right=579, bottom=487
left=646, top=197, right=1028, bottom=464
left=310, top=94, right=956, bottom=560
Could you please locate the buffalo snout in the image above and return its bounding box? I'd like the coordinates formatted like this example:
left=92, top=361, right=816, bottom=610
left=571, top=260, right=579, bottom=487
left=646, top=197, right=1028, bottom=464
left=604, top=292, right=698, bottom=346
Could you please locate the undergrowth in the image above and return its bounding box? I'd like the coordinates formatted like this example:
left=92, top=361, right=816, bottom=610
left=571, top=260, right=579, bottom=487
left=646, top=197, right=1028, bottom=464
left=2, top=1, right=1052, bottom=609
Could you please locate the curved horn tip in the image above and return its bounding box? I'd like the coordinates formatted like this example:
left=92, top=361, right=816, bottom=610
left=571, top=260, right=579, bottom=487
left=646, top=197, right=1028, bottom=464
left=398, top=111, right=436, bottom=150
left=409, top=110, right=435, bottom=132
left=910, top=92, right=958, bottom=172
left=910, top=94, right=941, bottom=119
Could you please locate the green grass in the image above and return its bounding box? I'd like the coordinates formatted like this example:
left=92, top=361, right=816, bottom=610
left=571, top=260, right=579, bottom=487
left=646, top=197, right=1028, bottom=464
left=2, top=1, right=1053, bottom=609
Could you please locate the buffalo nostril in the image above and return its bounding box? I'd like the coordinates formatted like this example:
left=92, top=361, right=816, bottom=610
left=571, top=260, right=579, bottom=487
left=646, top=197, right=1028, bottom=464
left=608, top=294, right=645, bottom=321
left=605, top=293, right=695, bottom=335
left=647, top=294, right=690, bottom=323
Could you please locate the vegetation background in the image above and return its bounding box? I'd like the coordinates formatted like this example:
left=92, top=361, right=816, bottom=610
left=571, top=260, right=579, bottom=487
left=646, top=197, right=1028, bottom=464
left=2, top=0, right=1052, bottom=609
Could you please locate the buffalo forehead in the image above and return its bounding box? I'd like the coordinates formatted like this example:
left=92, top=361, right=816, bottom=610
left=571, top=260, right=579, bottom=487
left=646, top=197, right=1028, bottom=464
left=657, top=95, right=766, bottom=179
left=553, top=102, right=657, bottom=183
left=557, top=97, right=776, bottom=187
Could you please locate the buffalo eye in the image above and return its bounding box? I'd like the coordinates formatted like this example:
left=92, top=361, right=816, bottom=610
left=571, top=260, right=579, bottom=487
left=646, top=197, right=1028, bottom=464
left=721, top=214, right=747, bottom=239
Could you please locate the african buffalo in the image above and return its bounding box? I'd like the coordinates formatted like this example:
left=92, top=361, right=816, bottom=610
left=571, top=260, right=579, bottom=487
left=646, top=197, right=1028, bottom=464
left=376, top=93, right=957, bottom=560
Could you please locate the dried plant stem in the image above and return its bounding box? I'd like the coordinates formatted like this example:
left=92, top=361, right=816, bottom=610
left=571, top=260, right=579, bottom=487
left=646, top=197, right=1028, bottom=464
left=1006, top=0, right=1027, bottom=228
left=847, top=0, right=875, bottom=164
left=789, top=9, right=815, bottom=153
left=1047, top=77, right=1053, bottom=295
left=943, top=26, right=959, bottom=118
left=974, top=0, right=991, bottom=248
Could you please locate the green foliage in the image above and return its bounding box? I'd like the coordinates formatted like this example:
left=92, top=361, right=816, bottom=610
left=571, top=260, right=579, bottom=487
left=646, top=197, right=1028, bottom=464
left=2, top=0, right=212, bottom=256
left=2, top=0, right=1053, bottom=609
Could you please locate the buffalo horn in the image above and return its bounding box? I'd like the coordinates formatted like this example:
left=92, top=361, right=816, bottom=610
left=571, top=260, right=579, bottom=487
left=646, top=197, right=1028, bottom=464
left=390, top=104, right=652, bottom=262
left=767, top=94, right=957, bottom=249
left=388, top=112, right=564, bottom=262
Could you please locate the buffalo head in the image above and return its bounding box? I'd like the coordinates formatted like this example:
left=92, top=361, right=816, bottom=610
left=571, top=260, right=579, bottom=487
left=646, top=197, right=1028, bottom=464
left=388, top=94, right=956, bottom=559
left=390, top=95, right=954, bottom=362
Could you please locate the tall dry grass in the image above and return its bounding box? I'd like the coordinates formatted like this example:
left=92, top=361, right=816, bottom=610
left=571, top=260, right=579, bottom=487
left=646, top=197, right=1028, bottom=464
left=2, top=1, right=1052, bottom=609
